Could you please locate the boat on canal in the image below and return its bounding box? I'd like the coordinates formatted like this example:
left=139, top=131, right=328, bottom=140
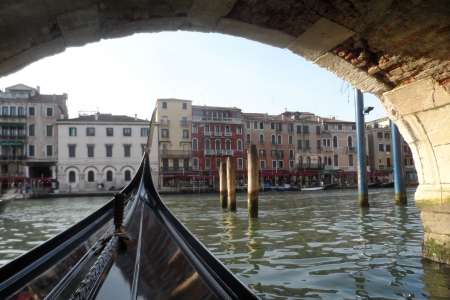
left=302, top=185, right=325, bottom=191
left=0, top=111, right=259, bottom=300
left=276, top=184, right=291, bottom=191
left=0, top=191, right=19, bottom=214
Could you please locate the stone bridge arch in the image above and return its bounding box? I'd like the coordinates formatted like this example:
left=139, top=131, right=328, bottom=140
left=1, top=0, right=450, bottom=263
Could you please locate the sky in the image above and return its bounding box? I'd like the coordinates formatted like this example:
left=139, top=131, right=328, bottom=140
left=0, top=31, right=386, bottom=122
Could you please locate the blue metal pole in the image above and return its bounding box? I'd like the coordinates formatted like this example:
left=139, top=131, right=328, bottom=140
left=390, top=120, right=407, bottom=204
left=355, top=89, right=369, bottom=206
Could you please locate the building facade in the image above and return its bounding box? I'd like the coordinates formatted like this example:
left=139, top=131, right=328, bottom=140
left=56, top=113, right=149, bottom=192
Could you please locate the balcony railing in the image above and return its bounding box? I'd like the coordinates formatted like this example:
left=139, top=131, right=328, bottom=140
left=180, top=121, right=190, bottom=126
left=213, top=132, right=222, bottom=136
left=322, top=146, right=334, bottom=151
left=204, top=132, right=212, bottom=136
left=0, top=114, right=26, bottom=118
left=224, top=132, right=232, bottom=136
left=0, top=155, right=27, bottom=160
left=344, top=146, right=357, bottom=152
left=296, top=163, right=324, bottom=170
left=160, top=150, right=191, bottom=158
left=324, top=165, right=340, bottom=170
left=160, top=120, right=170, bottom=126
left=0, top=135, right=26, bottom=140
left=204, top=149, right=234, bottom=156
left=192, top=116, right=242, bottom=124
left=160, top=167, right=192, bottom=173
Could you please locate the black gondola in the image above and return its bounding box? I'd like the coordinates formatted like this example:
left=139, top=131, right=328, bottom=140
left=0, top=111, right=259, bottom=300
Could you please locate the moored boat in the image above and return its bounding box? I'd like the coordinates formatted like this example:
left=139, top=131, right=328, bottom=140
left=276, top=184, right=291, bottom=191
left=0, top=191, right=19, bottom=214
left=302, top=186, right=325, bottom=191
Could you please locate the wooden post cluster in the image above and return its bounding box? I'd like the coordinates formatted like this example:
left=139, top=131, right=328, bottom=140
left=219, top=162, right=228, bottom=208
left=227, top=157, right=236, bottom=211
left=248, top=145, right=259, bottom=218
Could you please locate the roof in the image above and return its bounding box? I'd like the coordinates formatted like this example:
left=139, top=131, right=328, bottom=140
left=242, top=113, right=283, bottom=121
left=29, top=94, right=67, bottom=102
left=192, top=105, right=241, bottom=111
left=5, top=83, right=36, bottom=92
left=57, top=114, right=149, bottom=123
left=322, top=117, right=355, bottom=124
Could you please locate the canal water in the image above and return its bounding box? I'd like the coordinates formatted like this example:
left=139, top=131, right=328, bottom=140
left=1, top=189, right=450, bottom=299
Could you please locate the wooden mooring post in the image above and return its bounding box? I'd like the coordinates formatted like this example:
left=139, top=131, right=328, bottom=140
left=227, top=157, right=236, bottom=211
left=248, top=145, right=259, bottom=218
left=219, top=162, right=228, bottom=208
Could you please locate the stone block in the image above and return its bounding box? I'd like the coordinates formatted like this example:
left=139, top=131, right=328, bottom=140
left=215, top=18, right=296, bottom=49
left=415, top=105, right=450, bottom=147
left=288, top=18, right=355, bottom=61
left=421, top=211, right=450, bottom=235
left=184, top=0, right=236, bottom=32
left=57, top=4, right=100, bottom=47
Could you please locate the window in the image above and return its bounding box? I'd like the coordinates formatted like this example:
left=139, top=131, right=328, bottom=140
left=303, top=125, right=309, bottom=134
left=161, top=116, right=168, bottom=125
left=349, top=155, right=354, bottom=166
left=28, top=107, right=35, bottom=116
left=10, top=107, right=16, bottom=116
left=205, top=158, right=211, bottom=169
left=46, top=125, right=53, bottom=137
left=141, top=128, right=149, bottom=136
left=87, top=146, right=94, bottom=157
left=316, top=126, right=321, bottom=134
left=246, top=122, right=251, bottom=129
left=105, top=128, right=113, bottom=136
left=246, top=134, right=251, bottom=143
left=69, top=145, right=76, bottom=158
left=272, top=160, right=277, bottom=168
left=276, top=123, right=282, bottom=131
left=215, top=139, right=221, bottom=150
left=296, top=125, right=302, bottom=134
left=205, top=139, right=211, bottom=150
left=2, top=106, right=7, bottom=116
left=333, top=136, right=338, bottom=147
left=288, top=135, right=293, bottom=144
left=215, top=125, right=220, bottom=133
left=28, top=145, right=35, bottom=156
left=46, top=107, right=53, bottom=117
left=278, top=161, right=284, bottom=168
left=192, top=124, right=198, bottom=133
left=46, top=145, right=53, bottom=157
left=379, top=144, right=384, bottom=151
left=259, top=149, right=266, bottom=157
left=289, top=149, right=294, bottom=159
left=386, top=144, right=391, bottom=152
left=181, top=117, right=188, bottom=126
left=290, top=160, right=294, bottom=168
left=123, top=128, right=131, bottom=136
left=204, top=125, right=210, bottom=133
left=225, top=140, right=231, bottom=150
left=278, top=150, right=284, bottom=158
left=87, top=127, right=95, bottom=136
left=334, top=154, right=338, bottom=166
left=348, top=136, right=353, bottom=147
left=88, top=171, right=94, bottom=182
left=225, top=125, right=230, bottom=133
left=236, top=126, right=242, bottom=134
left=288, top=123, right=294, bottom=132
left=271, top=135, right=276, bottom=144
left=125, top=170, right=131, bottom=181
left=259, top=122, right=264, bottom=129
left=317, top=139, right=321, bottom=149
left=259, top=134, right=264, bottom=143
left=377, top=132, right=383, bottom=139
left=18, top=107, right=24, bottom=116
left=271, top=123, right=275, bottom=130
left=305, top=140, right=310, bottom=149
left=28, top=124, right=35, bottom=136
left=124, top=145, right=131, bottom=157
left=387, top=158, right=391, bottom=167
left=69, top=171, right=76, bottom=183
left=18, top=128, right=24, bottom=137
left=162, top=102, right=167, bottom=109
left=277, top=135, right=282, bottom=144
left=385, top=132, right=391, bottom=139
left=237, top=158, right=243, bottom=169
left=182, top=103, right=187, bottom=109
left=237, top=140, right=242, bottom=151
left=106, top=145, right=113, bottom=157
left=192, top=139, right=198, bottom=150
left=193, top=158, right=199, bottom=170
left=181, top=130, right=189, bottom=139
left=69, top=127, right=77, bottom=136
left=253, top=122, right=258, bottom=129
left=106, top=170, right=113, bottom=182
left=297, top=140, right=302, bottom=149
left=324, top=124, right=329, bottom=130
left=161, top=129, right=169, bottom=137
left=260, top=160, right=266, bottom=169
left=216, top=158, right=221, bottom=169
left=338, top=125, right=343, bottom=130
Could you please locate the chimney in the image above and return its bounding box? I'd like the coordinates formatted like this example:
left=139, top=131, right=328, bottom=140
left=95, top=113, right=98, bottom=121
left=264, top=113, right=268, bottom=121
left=135, top=114, right=137, bottom=121
left=284, top=108, right=287, bottom=112
left=36, top=86, right=40, bottom=94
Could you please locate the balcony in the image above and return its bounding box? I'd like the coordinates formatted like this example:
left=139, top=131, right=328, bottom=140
left=160, top=120, right=170, bottom=126
left=204, top=149, right=234, bottom=156
left=180, top=120, right=190, bottom=126
left=160, top=150, right=191, bottom=158
left=160, top=167, right=192, bottom=173
left=204, top=131, right=212, bottom=136
left=213, top=132, right=222, bottom=136
left=224, top=132, right=232, bottom=136
left=322, top=146, right=334, bottom=152
left=296, top=163, right=324, bottom=170
left=344, top=146, right=357, bottom=152
left=0, top=114, right=26, bottom=118
left=0, top=155, right=27, bottom=160
left=192, top=116, right=242, bottom=124
left=324, top=165, right=340, bottom=170
left=0, top=135, right=26, bottom=140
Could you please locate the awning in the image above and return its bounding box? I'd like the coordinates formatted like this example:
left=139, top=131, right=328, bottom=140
left=0, top=142, right=24, bottom=146
left=318, top=169, right=343, bottom=174
left=0, top=123, right=25, bottom=128
left=378, top=169, right=394, bottom=173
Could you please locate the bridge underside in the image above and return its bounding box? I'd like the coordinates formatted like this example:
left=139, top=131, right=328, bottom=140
left=1, top=0, right=450, bottom=263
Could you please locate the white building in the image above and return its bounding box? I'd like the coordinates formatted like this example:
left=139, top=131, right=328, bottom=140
left=56, top=113, right=150, bottom=192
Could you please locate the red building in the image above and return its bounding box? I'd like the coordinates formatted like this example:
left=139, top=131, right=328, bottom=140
left=191, top=106, right=244, bottom=182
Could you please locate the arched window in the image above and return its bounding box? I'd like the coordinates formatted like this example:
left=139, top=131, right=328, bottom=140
left=324, top=156, right=327, bottom=165
left=271, top=135, right=275, bottom=144
left=225, top=139, right=231, bottom=150
left=124, top=170, right=131, bottom=181
left=87, top=171, right=94, bottom=182
left=328, top=157, right=332, bottom=165
left=277, top=135, right=282, bottom=144
left=333, top=136, right=338, bottom=147
left=348, top=136, right=353, bottom=147
left=205, top=139, right=210, bottom=150
left=318, top=157, right=322, bottom=167
left=69, top=171, right=76, bottom=183
left=288, top=135, right=293, bottom=144
left=215, top=139, right=221, bottom=150
left=246, top=134, right=251, bottom=143
left=306, top=157, right=311, bottom=166
left=259, top=134, right=264, bottom=143
left=237, top=140, right=242, bottom=151
left=323, top=139, right=326, bottom=147
left=298, top=156, right=303, bottom=167
left=106, top=170, right=113, bottom=182
left=192, top=138, right=198, bottom=150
